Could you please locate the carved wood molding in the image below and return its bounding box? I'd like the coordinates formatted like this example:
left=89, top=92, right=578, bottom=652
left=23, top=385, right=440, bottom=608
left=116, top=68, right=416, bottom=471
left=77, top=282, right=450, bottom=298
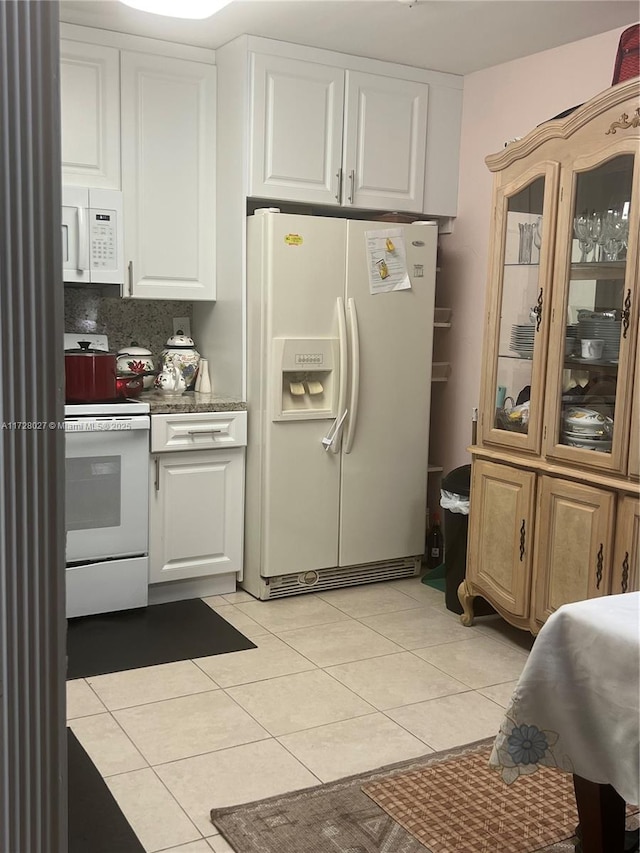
left=486, top=79, right=640, bottom=172
left=606, top=107, right=640, bottom=135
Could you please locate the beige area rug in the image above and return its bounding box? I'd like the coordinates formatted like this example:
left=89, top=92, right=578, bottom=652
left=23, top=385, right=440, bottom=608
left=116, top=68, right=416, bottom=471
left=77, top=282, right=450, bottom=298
left=210, top=738, right=639, bottom=853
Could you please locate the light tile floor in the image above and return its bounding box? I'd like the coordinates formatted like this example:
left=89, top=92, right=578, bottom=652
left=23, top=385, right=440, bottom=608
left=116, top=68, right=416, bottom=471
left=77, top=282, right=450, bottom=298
left=67, top=578, right=534, bottom=853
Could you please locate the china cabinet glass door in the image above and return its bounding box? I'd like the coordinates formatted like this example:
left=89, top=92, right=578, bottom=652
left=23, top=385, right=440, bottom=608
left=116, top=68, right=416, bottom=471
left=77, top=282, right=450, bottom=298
left=481, top=164, right=559, bottom=452
left=545, top=151, right=637, bottom=472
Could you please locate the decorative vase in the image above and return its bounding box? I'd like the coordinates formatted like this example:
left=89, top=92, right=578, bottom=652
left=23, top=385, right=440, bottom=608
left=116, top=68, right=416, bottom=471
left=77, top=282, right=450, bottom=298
left=159, top=331, right=201, bottom=391
left=196, top=359, right=212, bottom=394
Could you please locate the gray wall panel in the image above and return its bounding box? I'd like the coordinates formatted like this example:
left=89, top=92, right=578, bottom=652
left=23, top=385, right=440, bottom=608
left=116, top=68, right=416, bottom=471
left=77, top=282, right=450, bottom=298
left=0, top=1, right=66, bottom=851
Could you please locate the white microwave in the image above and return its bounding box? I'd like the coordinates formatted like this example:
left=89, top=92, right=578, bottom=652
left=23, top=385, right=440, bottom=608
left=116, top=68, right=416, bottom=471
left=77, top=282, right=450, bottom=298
left=62, top=187, right=124, bottom=287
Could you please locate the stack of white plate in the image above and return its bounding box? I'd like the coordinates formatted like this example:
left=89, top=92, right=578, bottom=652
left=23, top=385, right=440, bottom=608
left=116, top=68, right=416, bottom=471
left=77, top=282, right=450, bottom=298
left=577, top=317, right=621, bottom=361
left=561, top=406, right=613, bottom=452
left=510, top=324, right=536, bottom=358
left=565, top=324, right=579, bottom=356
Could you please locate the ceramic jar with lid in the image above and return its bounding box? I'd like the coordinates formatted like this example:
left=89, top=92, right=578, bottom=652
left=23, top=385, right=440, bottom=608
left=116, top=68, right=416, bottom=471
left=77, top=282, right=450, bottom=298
left=116, top=343, right=156, bottom=389
left=159, top=331, right=201, bottom=391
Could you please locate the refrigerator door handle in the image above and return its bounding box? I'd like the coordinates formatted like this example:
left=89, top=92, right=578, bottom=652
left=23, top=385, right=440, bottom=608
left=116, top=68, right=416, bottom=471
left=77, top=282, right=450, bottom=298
left=328, top=295, right=349, bottom=455
left=321, top=408, right=348, bottom=452
left=344, top=297, right=360, bottom=454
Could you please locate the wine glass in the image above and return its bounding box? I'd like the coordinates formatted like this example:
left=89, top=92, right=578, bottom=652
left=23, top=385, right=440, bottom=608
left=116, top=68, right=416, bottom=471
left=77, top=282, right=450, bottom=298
left=589, top=213, right=605, bottom=262
left=605, top=210, right=627, bottom=260
left=574, top=215, right=592, bottom=262
left=533, top=216, right=542, bottom=257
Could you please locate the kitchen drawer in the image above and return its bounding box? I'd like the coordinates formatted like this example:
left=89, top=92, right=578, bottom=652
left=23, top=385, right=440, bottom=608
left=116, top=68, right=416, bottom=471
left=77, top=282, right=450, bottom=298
left=151, top=411, right=247, bottom=452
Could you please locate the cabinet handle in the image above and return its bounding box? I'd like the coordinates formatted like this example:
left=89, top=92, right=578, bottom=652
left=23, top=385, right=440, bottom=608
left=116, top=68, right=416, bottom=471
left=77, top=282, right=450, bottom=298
left=348, top=169, right=355, bottom=204
left=187, top=428, right=223, bottom=435
left=596, top=542, right=604, bottom=589
left=154, top=457, right=160, bottom=492
left=622, top=289, right=631, bottom=339
left=621, top=551, right=629, bottom=593
left=519, top=519, right=526, bottom=562
left=128, top=260, right=133, bottom=297
left=335, top=168, right=343, bottom=202
left=533, top=288, right=544, bottom=332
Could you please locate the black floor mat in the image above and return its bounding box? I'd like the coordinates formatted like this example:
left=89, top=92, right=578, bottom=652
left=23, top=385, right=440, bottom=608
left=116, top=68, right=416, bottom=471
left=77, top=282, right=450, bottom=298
left=68, top=728, right=145, bottom=853
left=67, top=598, right=256, bottom=679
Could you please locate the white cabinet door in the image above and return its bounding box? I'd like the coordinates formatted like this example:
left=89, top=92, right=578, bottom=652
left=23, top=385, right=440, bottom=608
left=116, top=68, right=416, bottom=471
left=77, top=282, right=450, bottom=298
left=121, top=52, right=216, bottom=300
left=149, top=448, right=244, bottom=584
left=343, top=71, right=428, bottom=212
left=60, top=40, right=120, bottom=189
left=250, top=54, right=345, bottom=205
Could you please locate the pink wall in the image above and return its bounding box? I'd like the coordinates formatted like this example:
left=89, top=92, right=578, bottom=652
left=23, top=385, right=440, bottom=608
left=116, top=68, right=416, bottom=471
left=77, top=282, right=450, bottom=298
left=431, top=25, right=630, bottom=480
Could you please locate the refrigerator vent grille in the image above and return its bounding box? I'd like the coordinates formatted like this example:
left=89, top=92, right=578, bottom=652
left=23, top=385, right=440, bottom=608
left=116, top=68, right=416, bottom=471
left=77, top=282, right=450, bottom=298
left=266, top=559, right=420, bottom=598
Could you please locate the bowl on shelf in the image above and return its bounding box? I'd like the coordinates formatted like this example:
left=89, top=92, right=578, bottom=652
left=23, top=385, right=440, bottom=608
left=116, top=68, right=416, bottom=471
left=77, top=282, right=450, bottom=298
left=496, top=402, right=530, bottom=433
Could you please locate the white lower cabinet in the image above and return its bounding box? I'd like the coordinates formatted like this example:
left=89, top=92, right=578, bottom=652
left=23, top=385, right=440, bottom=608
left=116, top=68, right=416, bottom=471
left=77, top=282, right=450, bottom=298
left=148, top=412, right=246, bottom=590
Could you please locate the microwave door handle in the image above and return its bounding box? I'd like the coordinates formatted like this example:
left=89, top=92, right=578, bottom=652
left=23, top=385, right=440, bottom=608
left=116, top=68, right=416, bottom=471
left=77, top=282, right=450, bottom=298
left=77, top=206, right=89, bottom=271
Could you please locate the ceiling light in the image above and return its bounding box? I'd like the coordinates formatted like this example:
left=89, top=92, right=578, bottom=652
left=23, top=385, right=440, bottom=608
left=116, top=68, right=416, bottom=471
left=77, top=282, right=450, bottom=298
left=119, top=0, right=233, bottom=19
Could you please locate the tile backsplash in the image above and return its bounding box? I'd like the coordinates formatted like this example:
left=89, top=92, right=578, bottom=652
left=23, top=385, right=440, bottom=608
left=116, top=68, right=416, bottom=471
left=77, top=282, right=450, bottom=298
left=64, top=289, right=193, bottom=361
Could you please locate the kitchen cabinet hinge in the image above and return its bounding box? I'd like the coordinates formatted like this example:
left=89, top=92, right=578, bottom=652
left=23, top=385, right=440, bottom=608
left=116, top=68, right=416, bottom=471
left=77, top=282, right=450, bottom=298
left=543, top=425, right=547, bottom=440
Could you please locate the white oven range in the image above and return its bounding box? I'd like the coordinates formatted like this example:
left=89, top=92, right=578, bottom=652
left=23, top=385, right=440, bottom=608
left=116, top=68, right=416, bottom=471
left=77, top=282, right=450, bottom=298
left=65, top=397, right=150, bottom=618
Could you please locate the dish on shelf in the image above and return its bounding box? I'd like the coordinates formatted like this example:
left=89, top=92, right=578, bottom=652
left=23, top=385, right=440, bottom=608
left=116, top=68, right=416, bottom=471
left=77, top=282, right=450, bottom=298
left=576, top=318, right=621, bottom=360
left=562, top=435, right=613, bottom=452
left=563, top=406, right=613, bottom=428
left=576, top=309, right=619, bottom=322
left=563, top=426, right=612, bottom=440
left=509, top=324, right=536, bottom=358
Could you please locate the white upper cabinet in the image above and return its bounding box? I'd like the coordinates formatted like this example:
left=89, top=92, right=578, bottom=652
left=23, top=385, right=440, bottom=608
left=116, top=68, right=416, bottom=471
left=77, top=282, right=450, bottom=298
left=249, top=53, right=430, bottom=213
left=343, top=71, right=428, bottom=211
left=121, top=51, right=216, bottom=300
left=60, top=40, right=121, bottom=189
left=250, top=55, right=344, bottom=205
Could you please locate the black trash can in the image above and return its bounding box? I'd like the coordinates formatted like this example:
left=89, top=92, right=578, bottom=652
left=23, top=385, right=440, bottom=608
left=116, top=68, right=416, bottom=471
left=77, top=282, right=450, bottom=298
left=441, top=465, right=494, bottom=615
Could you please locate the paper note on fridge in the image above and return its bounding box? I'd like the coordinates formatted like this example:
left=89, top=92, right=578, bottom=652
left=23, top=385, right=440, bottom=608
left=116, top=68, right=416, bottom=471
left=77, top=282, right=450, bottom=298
left=365, top=228, right=411, bottom=294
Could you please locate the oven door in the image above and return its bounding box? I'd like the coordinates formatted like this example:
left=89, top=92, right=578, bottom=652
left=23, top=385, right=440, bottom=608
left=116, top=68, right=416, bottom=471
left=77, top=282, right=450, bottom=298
left=65, top=416, right=149, bottom=563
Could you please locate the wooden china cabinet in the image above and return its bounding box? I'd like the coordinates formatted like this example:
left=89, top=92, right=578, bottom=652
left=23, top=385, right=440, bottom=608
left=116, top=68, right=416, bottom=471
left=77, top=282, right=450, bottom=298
left=459, top=79, right=640, bottom=634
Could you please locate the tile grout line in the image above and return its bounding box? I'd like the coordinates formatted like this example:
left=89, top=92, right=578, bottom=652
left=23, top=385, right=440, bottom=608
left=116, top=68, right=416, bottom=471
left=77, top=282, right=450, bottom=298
left=144, top=762, right=209, bottom=851
left=220, top=672, right=378, bottom=739
left=272, top=710, right=403, bottom=786
left=71, top=710, right=202, bottom=853
left=71, top=581, right=529, bottom=850
left=85, top=666, right=223, bottom=714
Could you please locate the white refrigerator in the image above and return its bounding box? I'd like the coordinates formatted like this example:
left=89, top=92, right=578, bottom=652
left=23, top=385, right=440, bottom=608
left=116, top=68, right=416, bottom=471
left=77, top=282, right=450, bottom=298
left=243, top=211, right=437, bottom=599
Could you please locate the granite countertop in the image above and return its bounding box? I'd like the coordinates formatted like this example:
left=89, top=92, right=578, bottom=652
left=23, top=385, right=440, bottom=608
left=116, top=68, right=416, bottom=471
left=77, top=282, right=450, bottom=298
left=140, top=391, right=247, bottom=415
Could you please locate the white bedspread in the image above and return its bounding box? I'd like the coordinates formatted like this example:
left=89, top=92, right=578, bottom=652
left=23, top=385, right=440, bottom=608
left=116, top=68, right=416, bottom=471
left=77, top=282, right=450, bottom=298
left=490, top=592, right=640, bottom=804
